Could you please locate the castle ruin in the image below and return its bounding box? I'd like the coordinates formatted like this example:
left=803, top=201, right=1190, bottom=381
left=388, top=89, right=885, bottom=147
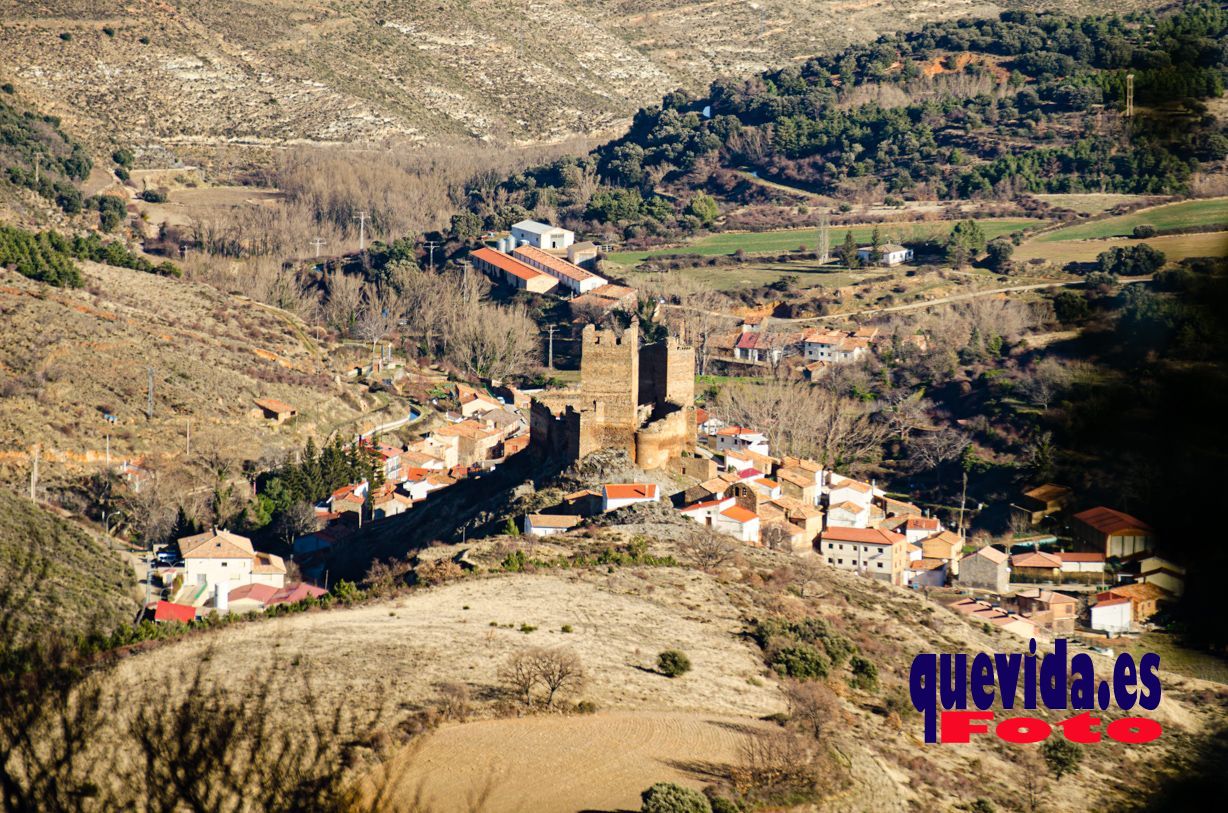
left=530, top=319, right=696, bottom=469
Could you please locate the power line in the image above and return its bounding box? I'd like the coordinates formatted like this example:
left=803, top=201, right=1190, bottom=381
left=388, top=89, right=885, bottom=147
left=817, top=213, right=831, bottom=265
left=311, top=237, right=326, bottom=259
left=546, top=325, right=557, bottom=369
left=1125, top=73, right=1135, bottom=119
left=423, top=240, right=441, bottom=272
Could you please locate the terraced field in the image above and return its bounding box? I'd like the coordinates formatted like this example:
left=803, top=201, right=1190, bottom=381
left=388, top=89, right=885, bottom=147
left=606, top=218, right=1046, bottom=266
left=1033, top=198, right=1228, bottom=242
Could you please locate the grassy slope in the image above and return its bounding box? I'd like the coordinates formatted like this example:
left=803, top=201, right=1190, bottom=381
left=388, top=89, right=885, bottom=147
left=0, top=492, right=136, bottom=640
left=606, top=218, right=1045, bottom=265
left=1036, top=198, right=1228, bottom=242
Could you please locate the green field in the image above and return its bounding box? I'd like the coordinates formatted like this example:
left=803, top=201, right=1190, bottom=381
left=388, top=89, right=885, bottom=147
left=1033, top=193, right=1144, bottom=215
left=1017, top=230, right=1228, bottom=264
left=606, top=218, right=1047, bottom=266
left=622, top=258, right=872, bottom=291
left=1036, top=198, right=1228, bottom=242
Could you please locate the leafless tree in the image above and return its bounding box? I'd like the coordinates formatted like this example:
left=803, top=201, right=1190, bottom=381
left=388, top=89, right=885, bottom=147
left=908, top=427, right=969, bottom=473
left=678, top=527, right=738, bottom=571
left=450, top=303, right=539, bottom=381
left=530, top=648, right=586, bottom=709
left=499, top=650, right=540, bottom=707
left=1019, top=356, right=1071, bottom=411
left=784, top=680, right=842, bottom=741
left=322, top=270, right=364, bottom=333
left=760, top=523, right=796, bottom=553
left=276, top=500, right=320, bottom=546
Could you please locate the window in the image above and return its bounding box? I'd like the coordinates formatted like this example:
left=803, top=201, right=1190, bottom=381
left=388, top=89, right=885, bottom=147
left=877, top=562, right=884, bottom=568
left=837, top=559, right=843, bottom=565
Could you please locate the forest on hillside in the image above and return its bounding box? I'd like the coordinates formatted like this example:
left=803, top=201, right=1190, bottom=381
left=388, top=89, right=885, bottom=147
left=456, top=3, right=1228, bottom=243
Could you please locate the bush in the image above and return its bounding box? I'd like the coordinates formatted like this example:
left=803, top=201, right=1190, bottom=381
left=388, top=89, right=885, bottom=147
left=1132, top=224, right=1156, bottom=239
left=139, top=189, right=167, bottom=203
left=59, top=32, right=72, bottom=41
left=1041, top=737, right=1083, bottom=779
left=1053, top=290, right=1090, bottom=323
left=640, top=782, right=711, bottom=813
left=770, top=645, right=828, bottom=680
left=1096, top=243, right=1166, bottom=277
left=575, top=699, right=598, bottom=714
left=849, top=656, right=878, bottom=691
left=657, top=650, right=692, bottom=678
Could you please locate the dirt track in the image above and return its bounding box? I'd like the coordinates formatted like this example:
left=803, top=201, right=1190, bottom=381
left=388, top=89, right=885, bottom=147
left=377, top=712, right=768, bottom=813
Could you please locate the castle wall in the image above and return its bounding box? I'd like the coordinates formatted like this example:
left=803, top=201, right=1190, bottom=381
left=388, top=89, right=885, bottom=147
left=580, top=321, right=639, bottom=454
left=634, top=406, right=693, bottom=471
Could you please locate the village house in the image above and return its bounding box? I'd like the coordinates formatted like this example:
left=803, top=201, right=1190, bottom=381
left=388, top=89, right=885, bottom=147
left=828, top=476, right=874, bottom=510
left=801, top=329, right=871, bottom=365
left=368, top=482, right=414, bottom=519
left=512, top=244, right=607, bottom=295
left=178, top=529, right=287, bottom=608
left=524, top=513, right=583, bottom=537
left=601, top=483, right=659, bottom=512
left=1089, top=595, right=1133, bottom=635
left=734, top=331, right=797, bottom=365
left=818, top=526, right=910, bottom=585
left=856, top=243, right=913, bottom=266
left=777, top=467, right=820, bottom=506
left=958, top=546, right=1010, bottom=593
left=330, top=482, right=367, bottom=515
left=434, top=419, right=503, bottom=468
left=254, top=397, right=297, bottom=424
left=1011, top=483, right=1074, bottom=525
left=470, top=246, right=559, bottom=294
left=1072, top=506, right=1155, bottom=560
left=407, top=435, right=458, bottom=469
left=1056, top=552, right=1106, bottom=575
left=724, top=448, right=777, bottom=475
left=153, top=600, right=196, bottom=623
left=511, top=219, right=574, bottom=251
left=826, top=500, right=871, bottom=529
left=1135, top=556, right=1185, bottom=596
left=750, top=476, right=782, bottom=501
left=455, top=383, right=503, bottom=418
left=695, top=408, right=726, bottom=437
left=1010, top=550, right=1063, bottom=581
left=1097, top=582, right=1169, bottom=623
left=713, top=504, right=760, bottom=544
left=887, top=515, right=943, bottom=545
left=920, top=530, right=964, bottom=576
left=568, top=284, right=638, bottom=317
left=1006, top=588, right=1078, bottom=633
left=908, top=558, right=948, bottom=588
left=714, top=427, right=770, bottom=456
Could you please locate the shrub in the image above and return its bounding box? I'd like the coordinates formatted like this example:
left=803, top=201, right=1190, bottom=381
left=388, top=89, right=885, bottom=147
left=657, top=649, right=691, bottom=678
left=575, top=699, right=598, bottom=714
left=102, top=26, right=115, bottom=37
left=1041, top=737, right=1083, bottom=779
left=560, top=624, right=573, bottom=633
left=640, top=782, right=711, bottom=813
left=139, top=189, right=167, bottom=203
left=849, top=656, right=878, bottom=690
left=770, top=645, right=828, bottom=680
left=1053, top=290, right=1090, bottom=323
left=59, top=32, right=72, bottom=41
left=1132, top=224, right=1156, bottom=238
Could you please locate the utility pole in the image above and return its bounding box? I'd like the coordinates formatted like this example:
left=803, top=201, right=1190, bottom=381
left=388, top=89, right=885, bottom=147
left=546, top=325, right=557, bottom=369
left=356, top=210, right=369, bottom=252
left=185, top=418, right=191, bottom=456
left=1125, top=73, right=1135, bottom=119
left=146, top=367, right=154, bottom=420
left=29, top=444, right=40, bottom=502
left=311, top=237, right=326, bottom=259
left=958, top=469, right=969, bottom=541
left=423, top=240, right=441, bottom=272
left=817, top=213, right=831, bottom=264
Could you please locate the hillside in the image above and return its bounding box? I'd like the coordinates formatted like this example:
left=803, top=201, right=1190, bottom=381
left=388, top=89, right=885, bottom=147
left=0, top=257, right=377, bottom=492
left=0, top=492, right=137, bottom=642
left=0, top=1, right=1163, bottom=171
left=91, top=532, right=1228, bottom=811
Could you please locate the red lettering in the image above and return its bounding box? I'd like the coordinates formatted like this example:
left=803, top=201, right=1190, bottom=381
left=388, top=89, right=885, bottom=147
left=1057, top=711, right=1103, bottom=743
left=1106, top=717, right=1163, bottom=744
left=939, top=710, right=995, bottom=743
left=996, top=716, right=1052, bottom=744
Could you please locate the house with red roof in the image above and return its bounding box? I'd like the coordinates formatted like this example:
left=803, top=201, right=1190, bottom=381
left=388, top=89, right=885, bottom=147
left=819, top=526, right=910, bottom=585
left=601, top=483, right=659, bottom=512
left=470, top=246, right=558, bottom=294
left=152, top=600, right=197, bottom=624
left=1090, top=595, right=1133, bottom=635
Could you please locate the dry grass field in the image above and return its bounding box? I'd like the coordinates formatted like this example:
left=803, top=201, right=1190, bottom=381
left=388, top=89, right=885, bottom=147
left=93, top=531, right=1228, bottom=812
left=0, top=260, right=377, bottom=489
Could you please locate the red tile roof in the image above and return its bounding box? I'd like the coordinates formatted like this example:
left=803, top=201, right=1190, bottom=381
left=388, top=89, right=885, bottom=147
left=820, top=526, right=905, bottom=545
left=254, top=398, right=296, bottom=415
left=269, top=583, right=328, bottom=605
left=471, top=247, right=547, bottom=282
left=153, top=601, right=196, bottom=623
left=228, top=583, right=279, bottom=604
left=603, top=483, right=658, bottom=500
left=1073, top=506, right=1153, bottom=535
left=1011, top=551, right=1063, bottom=569
left=1056, top=552, right=1105, bottom=563
left=512, top=244, right=599, bottom=283
left=720, top=505, right=758, bottom=523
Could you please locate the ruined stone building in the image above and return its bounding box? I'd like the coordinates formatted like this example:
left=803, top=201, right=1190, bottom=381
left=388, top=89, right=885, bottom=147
left=530, top=319, right=696, bottom=469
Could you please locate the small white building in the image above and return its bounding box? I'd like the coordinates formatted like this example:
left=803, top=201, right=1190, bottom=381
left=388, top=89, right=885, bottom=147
left=1056, top=552, right=1106, bottom=574
left=525, top=513, right=583, bottom=537
left=1090, top=596, right=1133, bottom=635
left=857, top=243, right=913, bottom=266
left=714, top=427, right=770, bottom=456
left=826, top=500, right=871, bottom=529
left=802, top=330, right=871, bottom=364
left=713, top=504, right=760, bottom=543
left=828, top=476, right=874, bottom=509
left=601, top=483, right=659, bottom=512
left=511, top=219, right=575, bottom=251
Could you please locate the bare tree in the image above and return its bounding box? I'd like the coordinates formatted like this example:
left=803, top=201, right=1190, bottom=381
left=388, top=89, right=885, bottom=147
left=450, top=303, right=539, bottom=381
left=908, top=427, right=969, bottom=474
left=322, top=270, right=363, bottom=333
left=784, top=680, right=841, bottom=741
left=1019, top=356, right=1072, bottom=411
left=760, top=523, right=796, bottom=553
left=499, top=650, right=540, bottom=707
left=530, top=648, right=586, bottom=709
left=678, top=527, right=738, bottom=571
left=276, top=500, right=320, bottom=545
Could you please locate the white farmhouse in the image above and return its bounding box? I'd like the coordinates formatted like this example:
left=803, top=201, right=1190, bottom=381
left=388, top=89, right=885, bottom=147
left=511, top=219, right=575, bottom=251
left=714, top=427, right=770, bottom=456
left=179, top=529, right=287, bottom=600
left=524, top=513, right=583, bottom=537
left=857, top=243, right=913, bottom=266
